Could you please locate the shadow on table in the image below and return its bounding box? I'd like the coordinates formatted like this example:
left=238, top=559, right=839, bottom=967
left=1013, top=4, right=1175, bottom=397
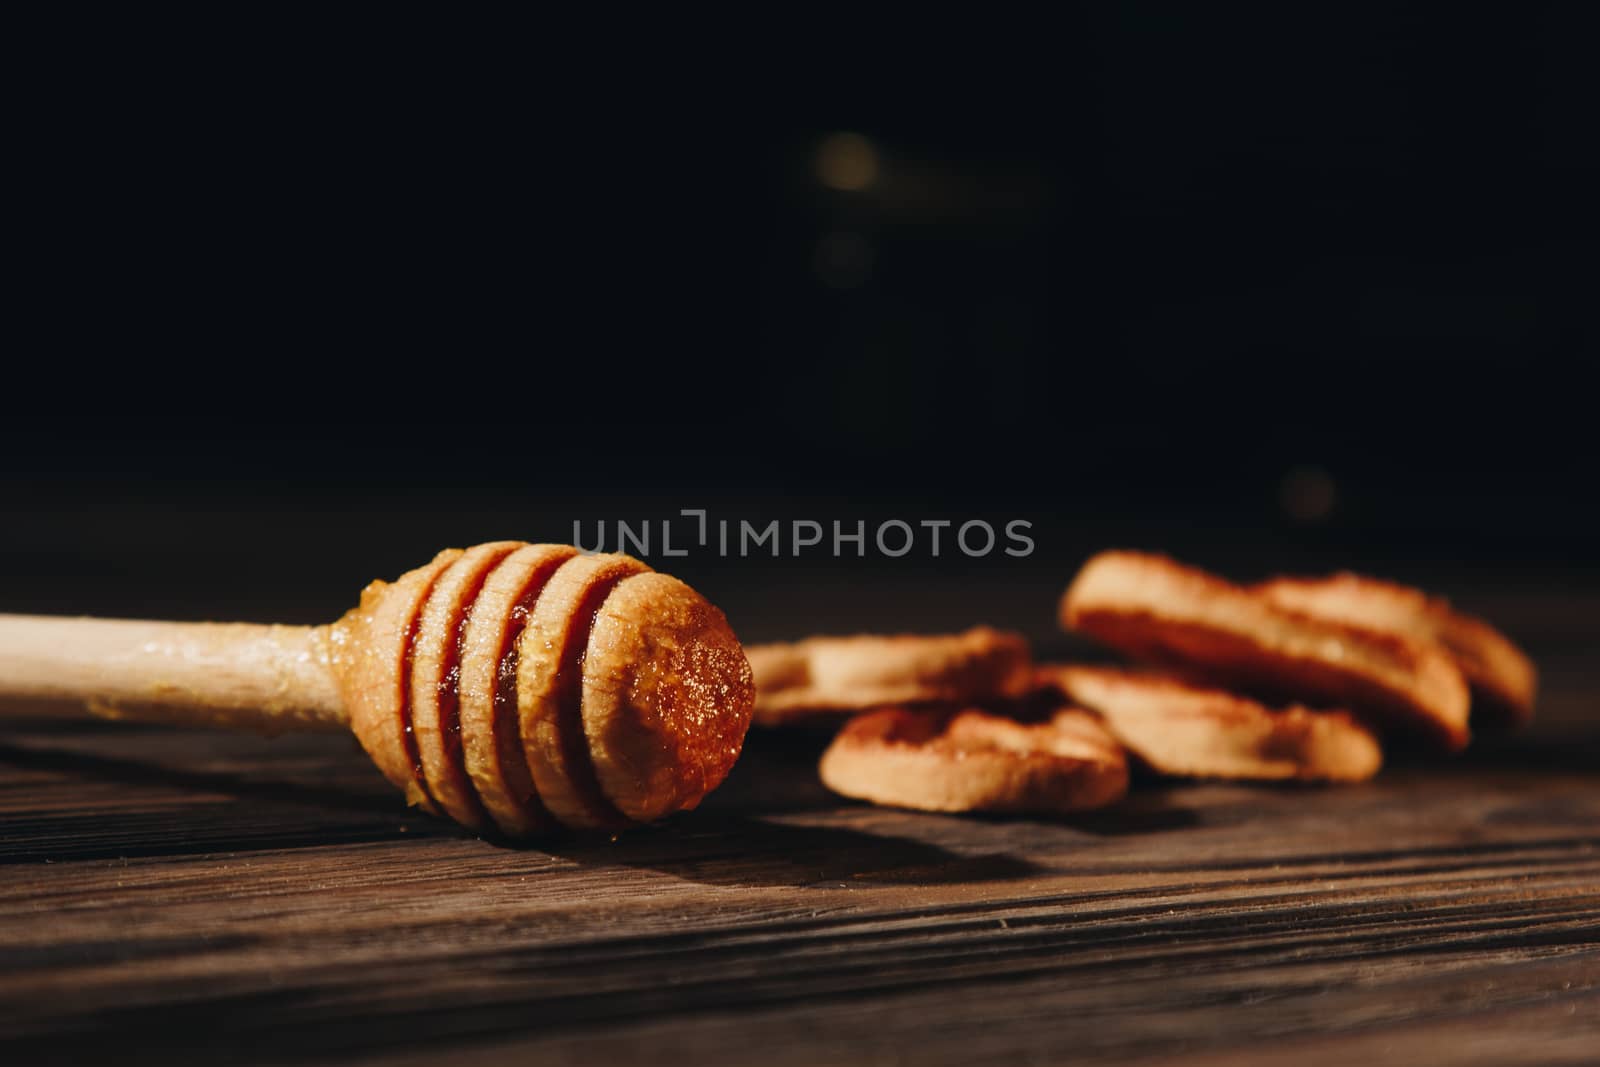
left=0, top=738, right=451, bottom=863
left=1455, top=731, right=1600, bottom=774
left=545, top=811, right=1048, bottom=889
left=0, top=734, right=1054, bottom=884
left=0, top=720, right=1212, bottom=872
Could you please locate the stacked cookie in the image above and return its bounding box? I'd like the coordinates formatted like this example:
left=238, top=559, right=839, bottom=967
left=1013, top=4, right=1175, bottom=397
left=749, top=551, right=1536, bottom=816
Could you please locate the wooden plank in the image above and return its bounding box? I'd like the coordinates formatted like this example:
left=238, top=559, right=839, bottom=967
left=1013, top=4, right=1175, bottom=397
left=0, top=645, right=1596, bottom=1064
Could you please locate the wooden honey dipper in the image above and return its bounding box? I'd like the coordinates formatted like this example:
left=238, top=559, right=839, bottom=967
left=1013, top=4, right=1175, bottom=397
left=0, top=542, right=756, bottom=837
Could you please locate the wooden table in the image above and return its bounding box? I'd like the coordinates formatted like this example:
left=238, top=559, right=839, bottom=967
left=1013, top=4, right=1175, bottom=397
left=1, top=595, right=1596, bottom=1065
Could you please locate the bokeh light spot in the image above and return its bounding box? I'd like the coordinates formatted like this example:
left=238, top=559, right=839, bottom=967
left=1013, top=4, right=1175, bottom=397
left=815, top=132, right=880, bottom=192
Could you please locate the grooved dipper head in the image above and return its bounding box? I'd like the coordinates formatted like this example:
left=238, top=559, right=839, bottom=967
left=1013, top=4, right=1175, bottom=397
left=328, top=542, right=755, bottom=837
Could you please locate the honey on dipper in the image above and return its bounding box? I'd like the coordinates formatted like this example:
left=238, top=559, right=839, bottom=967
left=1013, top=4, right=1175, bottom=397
left=0, top=543, right=756, bottom=838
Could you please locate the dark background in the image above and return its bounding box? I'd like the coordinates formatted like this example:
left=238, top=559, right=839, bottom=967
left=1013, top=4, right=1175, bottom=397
left=3, top=8, right=1596, bottom=639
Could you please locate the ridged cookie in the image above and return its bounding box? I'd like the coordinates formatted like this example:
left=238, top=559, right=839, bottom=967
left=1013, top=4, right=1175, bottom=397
left=748, top=626, right=1032, bottom=726
left=1255, top=572, right=1536, bottom=726
left=818, top=706, right=1128, bottom=814
left=1059, top=551, right=1470, bottom=751
left=1036, top=664, right=1382, bottom=783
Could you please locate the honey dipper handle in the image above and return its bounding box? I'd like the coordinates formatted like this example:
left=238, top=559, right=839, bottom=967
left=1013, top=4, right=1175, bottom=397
left=0, top=615, right=347, bottom=734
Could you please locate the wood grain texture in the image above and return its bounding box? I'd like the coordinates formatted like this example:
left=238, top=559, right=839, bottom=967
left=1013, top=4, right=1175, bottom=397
left=0, top=606, right=1596, bottom=1066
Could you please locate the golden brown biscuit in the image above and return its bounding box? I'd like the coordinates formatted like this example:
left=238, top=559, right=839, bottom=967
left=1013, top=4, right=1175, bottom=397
left=1059, top=551, right=1470, bottom=751
left=1035, top=664, right=1382, bottom=782
left=1254, top=572, right=1536, bottom=726
left=818, top=706, right=1128, bottom=814
left=748, top=626, right=1032, bottom=726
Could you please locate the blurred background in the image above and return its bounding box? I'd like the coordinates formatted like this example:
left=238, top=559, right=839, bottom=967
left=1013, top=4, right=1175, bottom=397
left=2, top=7, right=1596, bottom=684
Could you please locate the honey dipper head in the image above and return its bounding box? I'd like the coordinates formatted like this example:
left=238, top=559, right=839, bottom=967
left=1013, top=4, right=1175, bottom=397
left=329, top=542, right=755, bottom=837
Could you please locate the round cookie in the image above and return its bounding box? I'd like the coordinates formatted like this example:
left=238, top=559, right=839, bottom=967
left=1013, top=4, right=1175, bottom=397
left=1036, top=664, right=1382, bottom=783
left=1254, top=572, right=1536, bottom=726
left=1059, top=551, right=1470, bottom=752
left=749, top=626, right=1032, bottom=726
left=818, top=706, right=1128, bottom=814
